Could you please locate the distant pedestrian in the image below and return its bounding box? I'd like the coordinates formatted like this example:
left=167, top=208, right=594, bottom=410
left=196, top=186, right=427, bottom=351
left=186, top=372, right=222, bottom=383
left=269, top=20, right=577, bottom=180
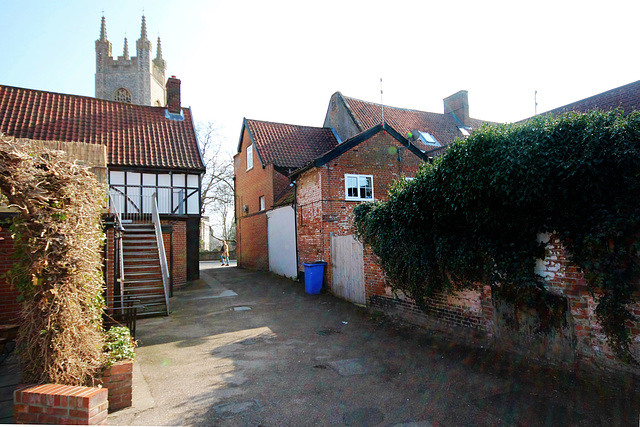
left=221, top=240, right=230, bottom=266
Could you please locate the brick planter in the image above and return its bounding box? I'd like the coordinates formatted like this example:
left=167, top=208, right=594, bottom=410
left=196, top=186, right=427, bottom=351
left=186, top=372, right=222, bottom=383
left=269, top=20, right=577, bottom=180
left=14, top=384, right=108, bottom=425
left=101, top=359, right=133, bottom=412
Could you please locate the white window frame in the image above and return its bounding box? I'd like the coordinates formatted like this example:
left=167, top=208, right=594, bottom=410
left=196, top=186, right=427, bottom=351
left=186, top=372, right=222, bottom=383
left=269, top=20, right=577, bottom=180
left=259, top=195, right=265, bottom=211
left=345, top=174, right=374, bottom=201
left=247, top=144, right=254, bottom=171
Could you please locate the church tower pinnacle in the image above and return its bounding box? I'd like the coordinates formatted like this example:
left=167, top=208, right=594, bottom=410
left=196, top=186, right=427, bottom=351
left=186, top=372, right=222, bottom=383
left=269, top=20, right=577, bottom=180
left=99, top=15, right=108, bottom=41
left=123, top=37, right=129, bottom=60
left=153, top=36, right=166, bottom=71
left=95, top=15, right=166, bottom=107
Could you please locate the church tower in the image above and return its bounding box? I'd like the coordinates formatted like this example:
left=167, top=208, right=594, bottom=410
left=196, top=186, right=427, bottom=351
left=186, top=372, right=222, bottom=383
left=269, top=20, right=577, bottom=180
left=95, top=15, right=167, bottom=106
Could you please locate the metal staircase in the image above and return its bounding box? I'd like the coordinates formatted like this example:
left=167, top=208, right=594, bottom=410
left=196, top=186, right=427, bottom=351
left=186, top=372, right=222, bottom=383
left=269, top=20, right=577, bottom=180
left=121, top=223, right=168, bottom=317
left=109, top=190, right=171, bottom=318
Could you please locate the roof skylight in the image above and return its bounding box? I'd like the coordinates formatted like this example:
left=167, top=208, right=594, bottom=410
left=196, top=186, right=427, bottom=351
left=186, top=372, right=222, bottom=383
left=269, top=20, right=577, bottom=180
left=417, top=131, right=440, bottom=146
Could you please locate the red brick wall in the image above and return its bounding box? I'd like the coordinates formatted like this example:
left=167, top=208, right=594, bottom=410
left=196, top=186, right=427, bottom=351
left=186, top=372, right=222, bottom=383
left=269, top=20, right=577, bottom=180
left=166, top=220, right=187, bottom=288
left=296, top=130, right=425, bottom=289
left=369, top=230, right=640, bottom=374
left=234, top=130, right=277, bottom=270
left=0, top=218, right=20, bottom=324
left=237, top=213, right=268, bottom=270
left=537, top=234, right=640, bottom=370
left=14, top=384, right=108, bottom=425
left=100, top=360, right=133, bottom=412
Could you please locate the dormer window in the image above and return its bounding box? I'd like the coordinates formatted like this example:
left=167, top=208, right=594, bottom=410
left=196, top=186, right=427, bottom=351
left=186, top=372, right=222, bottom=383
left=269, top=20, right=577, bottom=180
left=114, top=87, right=132, bottom=103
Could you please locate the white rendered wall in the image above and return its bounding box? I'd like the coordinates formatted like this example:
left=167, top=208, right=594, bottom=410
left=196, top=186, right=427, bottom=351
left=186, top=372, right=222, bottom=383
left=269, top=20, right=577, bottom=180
left=267, top=206, right=297, bottom=279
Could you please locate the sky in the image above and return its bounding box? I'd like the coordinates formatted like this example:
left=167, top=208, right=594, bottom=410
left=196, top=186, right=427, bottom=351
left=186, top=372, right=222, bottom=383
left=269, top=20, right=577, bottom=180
left=1, top=0, right=639, bottom=154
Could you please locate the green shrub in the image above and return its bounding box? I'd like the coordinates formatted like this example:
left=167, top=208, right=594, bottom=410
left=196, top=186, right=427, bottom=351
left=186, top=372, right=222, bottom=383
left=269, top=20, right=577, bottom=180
left=353, top=110, right=640, bottom=361
left=104, top=326, right=136, bottom=367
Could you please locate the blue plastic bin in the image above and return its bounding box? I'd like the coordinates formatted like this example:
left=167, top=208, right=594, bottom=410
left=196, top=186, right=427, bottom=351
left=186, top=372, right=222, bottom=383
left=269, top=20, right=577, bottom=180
left=302, top=261, right=326, bottom=295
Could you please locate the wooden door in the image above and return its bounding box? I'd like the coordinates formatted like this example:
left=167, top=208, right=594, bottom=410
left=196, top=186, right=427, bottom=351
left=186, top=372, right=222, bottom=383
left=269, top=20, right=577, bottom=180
left=331, top=234, right=365, bottom=305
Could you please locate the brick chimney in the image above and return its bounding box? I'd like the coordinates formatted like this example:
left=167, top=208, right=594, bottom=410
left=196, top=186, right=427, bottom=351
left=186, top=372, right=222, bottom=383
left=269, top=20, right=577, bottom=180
left=443, top=90, right=470, bottom=128
left=166, top=76, right=181, bottom=114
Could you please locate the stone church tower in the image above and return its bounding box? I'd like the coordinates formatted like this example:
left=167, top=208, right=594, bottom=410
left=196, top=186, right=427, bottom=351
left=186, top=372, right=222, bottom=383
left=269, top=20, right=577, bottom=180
left=95, top=16, right=167, bottom=106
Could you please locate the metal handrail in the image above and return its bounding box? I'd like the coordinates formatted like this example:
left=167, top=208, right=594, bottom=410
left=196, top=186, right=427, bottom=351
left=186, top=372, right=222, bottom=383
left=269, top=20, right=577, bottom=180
left=152, top=192, right=171, bottom=315
left=108, top=191, right=126, bottom=313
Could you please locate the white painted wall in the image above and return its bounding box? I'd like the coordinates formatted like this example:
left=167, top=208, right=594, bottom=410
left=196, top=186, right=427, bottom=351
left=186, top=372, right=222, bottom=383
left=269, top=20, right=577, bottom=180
left=267, top=206, right=297, bottom=279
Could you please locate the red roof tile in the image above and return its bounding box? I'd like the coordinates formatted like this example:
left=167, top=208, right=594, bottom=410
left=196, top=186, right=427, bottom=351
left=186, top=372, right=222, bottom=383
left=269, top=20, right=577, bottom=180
left=341, top=94, right=492, bottom=154
left=0, top=84, right=204, bottom=171
left=541, top=79, right=640, bottom=117
left=243, top=119, right=339, bottom=169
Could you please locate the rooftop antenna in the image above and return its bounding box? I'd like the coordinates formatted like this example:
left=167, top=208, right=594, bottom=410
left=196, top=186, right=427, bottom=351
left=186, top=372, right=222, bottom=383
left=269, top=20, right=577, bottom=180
left=380, top=77, right=384, bottom=124
left=535, top=90, right=538, bottom=116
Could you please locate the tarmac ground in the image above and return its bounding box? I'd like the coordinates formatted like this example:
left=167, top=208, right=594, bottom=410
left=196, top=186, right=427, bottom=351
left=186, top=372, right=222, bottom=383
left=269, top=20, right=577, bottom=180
left=2, top=260, right=639, bottom=426
left=106, top=261, right=640, bottom=426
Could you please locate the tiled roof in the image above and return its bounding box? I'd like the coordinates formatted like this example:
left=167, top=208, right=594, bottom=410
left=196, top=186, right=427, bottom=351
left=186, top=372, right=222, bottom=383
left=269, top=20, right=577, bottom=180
left=541, top=79, right=640, bottom=117
left=341, top=94, right=492, bottom=153
left=243, top=119, right=339, bottom=169
left=0, top=84, right=205, bottom=171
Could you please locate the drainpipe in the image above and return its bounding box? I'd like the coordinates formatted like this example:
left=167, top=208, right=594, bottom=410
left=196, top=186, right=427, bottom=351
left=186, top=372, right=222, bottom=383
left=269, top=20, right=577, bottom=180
left=292, top=178, right=300, bottom=281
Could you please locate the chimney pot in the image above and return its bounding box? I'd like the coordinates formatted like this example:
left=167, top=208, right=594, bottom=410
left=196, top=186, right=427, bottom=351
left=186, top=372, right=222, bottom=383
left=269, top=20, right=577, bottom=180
left=166, top=77, right=181, bottom=114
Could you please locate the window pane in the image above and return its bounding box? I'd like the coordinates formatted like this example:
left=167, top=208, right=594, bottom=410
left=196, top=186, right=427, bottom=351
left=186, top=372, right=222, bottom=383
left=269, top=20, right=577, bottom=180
left=110, top=171, right=125, bottom=185
left=173, top=189, right=185, bottom=214
left=187, top=190, right=199, bottom=214
left=360, top=176, right=372, bottom=199
left=110, top=186, right=126, bottom=213
left=157, top=187, right=171, bottom=213
left=173, top=174, right=185, bottom=187
left=187, top=174, right=199, bottom=188
left=143, top=173, right=156, bottom=186
left=247, top=145, right=254, bottom=170
left=142, top=187, right=155, bottom=213
left=346, top=175, right=357, bottom=198
left=158, top=174, right=171, bottom=187
left=127, top=186, right=141, bottom=213
left=126, top=172, right=141, bottom=185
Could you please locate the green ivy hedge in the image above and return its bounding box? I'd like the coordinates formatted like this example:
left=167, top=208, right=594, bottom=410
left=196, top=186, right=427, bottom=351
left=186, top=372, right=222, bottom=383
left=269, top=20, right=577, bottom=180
left=353, top=110, right=640, bottom=361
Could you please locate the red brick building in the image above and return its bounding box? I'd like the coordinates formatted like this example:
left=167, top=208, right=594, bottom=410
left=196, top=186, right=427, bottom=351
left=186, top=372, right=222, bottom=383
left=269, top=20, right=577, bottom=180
left=234, top=90, right=489, bottom=283
left=291, top=123, right=429, bottom=303
left=234, top=81, right=640, bottom=375
left=234, top=119, right=339, bottom=271
left=0, top=79, right=205, bottom=321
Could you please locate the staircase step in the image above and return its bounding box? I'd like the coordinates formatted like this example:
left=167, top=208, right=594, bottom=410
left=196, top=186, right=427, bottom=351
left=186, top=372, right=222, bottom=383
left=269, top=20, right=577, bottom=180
left=123, top=251, right=160, bottom=258
left=124, top=224, right=155, bottom=232
left=122, top=279, right=164, bottom=287
left=123, top=259, right=162, bottom=266
left=125, top=270, right=162, bottom=277
left=123, top=242, right=157, bottom=246
left=124, top=264, right=160, bottom=272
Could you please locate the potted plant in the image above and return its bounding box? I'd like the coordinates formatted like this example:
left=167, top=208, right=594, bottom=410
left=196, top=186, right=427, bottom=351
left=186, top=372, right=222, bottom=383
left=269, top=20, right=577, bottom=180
left=101, top=325, right=136, bottom=412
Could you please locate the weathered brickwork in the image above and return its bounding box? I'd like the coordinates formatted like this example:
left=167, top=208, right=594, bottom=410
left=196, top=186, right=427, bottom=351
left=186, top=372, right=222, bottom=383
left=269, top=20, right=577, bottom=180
left=369, top=283, right=493, bottom=339
left=370, top=231, right=640, bottom=376
left=296, top=130, right=426, bottom=291
left=537, top=234, right=640, bottom=372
